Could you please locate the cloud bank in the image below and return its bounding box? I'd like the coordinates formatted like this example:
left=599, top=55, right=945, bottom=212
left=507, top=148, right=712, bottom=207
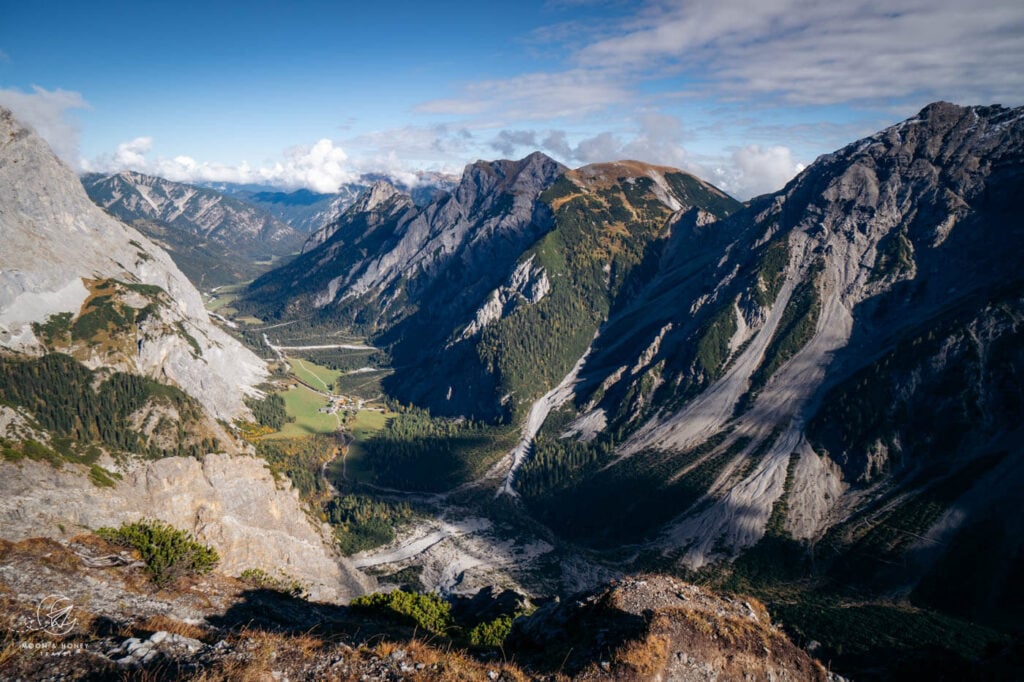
left=86, top=137, right=360, bottom=193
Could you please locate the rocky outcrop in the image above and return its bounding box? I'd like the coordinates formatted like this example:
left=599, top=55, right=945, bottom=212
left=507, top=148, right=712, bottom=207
left=0, top=107, right=267, bottom=421
left=0, top=453, right=372, bottom=602
left=510, top=575, right=830, bottom=680
left=453, top=254, right=551, bottom=344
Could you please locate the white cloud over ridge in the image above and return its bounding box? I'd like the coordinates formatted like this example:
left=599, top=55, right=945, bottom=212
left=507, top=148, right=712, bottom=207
left=0, top=86, right=90, bottom=167
left=88, top=137, right=361, bottom=193
left=712, top=145, right=805, bottom=199
left=2, top=84, right=803, bottom=201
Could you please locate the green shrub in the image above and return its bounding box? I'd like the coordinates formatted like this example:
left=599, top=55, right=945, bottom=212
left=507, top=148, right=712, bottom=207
left=468, top=615, right=514, bottom=647
left=327, top=494, right=413, bottom=555
left=350, top=589, right=453, bottom=634
left=96, top=519, right=218, bottom=586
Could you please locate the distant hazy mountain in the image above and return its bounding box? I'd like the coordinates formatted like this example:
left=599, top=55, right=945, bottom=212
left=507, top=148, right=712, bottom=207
left=230, top=186, right=366, bottom=234
left=82, top=171, right=305, bottom=288
left=214, top=172, right=459, bottom=235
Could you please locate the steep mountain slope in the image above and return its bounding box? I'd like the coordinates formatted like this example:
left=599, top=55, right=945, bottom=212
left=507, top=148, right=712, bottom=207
left=244, top=155, right=740, bottom=421
left=520, top=103, right=1024, bottom=626
left=300, top=179, right=415, bottom=254
left=82, top=171, right=305, bottom=287
left=0, top=108, right=266, bottom=424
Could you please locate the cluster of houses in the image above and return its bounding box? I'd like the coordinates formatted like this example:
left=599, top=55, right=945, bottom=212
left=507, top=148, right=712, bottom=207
left=318, top=394, right=364, bottom=415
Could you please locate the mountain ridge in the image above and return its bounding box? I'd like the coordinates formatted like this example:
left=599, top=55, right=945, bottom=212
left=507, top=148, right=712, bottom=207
left=242, top=152, right=743, bottom=421
left=82, top=170, right=306, bottom=287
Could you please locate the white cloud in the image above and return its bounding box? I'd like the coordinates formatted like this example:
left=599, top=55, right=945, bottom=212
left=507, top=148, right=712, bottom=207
left=0, top=86, right=90, bottom=167
left=88, top=137, right=361, bottom=192
left=261, top=138, right=356, bottom=193
left=113, top=136, right=152, bottom=167
left=711, top=145, right=805, bottom=200
left=490, top=129, right=539, bottom=156
left=530, top=112, right=693, bottom=168
left=414, top=0, right=1023, bottom=142
left=345, top=124, right=475, bottom=166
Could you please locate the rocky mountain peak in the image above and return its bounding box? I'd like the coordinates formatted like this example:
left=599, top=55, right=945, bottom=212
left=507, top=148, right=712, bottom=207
left=543, top=101, right=1023, bottom=588
left=351, top=179, right=408, bottom=213
left=456, top=151, right=566, bottom=206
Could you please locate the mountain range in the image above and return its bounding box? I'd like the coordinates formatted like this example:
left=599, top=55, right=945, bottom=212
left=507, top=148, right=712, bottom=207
left=1, top=100, right=1022, bottom=679
left=82, top=171, right=307, bottom=287
left=208, top=171, right=459, bottom=234
left=241, top=102, right=1024, bottom=656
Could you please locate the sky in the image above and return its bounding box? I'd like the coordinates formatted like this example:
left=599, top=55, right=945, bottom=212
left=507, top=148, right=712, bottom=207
left=1, top=0, right=1022, bottom=200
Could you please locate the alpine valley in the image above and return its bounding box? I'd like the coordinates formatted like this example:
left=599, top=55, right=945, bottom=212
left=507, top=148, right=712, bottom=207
left=2, top=101, right=1022, bottom=680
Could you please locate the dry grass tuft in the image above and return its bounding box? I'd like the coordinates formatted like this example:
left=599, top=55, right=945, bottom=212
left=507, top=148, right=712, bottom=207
left=187, top=655, right=274, bottom=682
left=136, top=614, right=211, bottom=643
left=612, top=632, right=670, bottom=679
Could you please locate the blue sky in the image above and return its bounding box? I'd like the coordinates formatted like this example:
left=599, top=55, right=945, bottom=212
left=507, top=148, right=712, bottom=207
left=2, top=0, right=1022, bottom=199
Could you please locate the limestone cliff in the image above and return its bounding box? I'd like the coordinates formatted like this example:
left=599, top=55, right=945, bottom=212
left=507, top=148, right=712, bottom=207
left=0, top=453, right=373, bottom=602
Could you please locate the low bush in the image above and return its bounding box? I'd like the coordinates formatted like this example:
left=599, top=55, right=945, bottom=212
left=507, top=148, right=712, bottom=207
left=350, top=589, right=453, bottom=634
left=468, top=615, right=514, bottom=647
left=96, top=519, right=218, bottom=586
left=239, top=567, right=306, bottom=597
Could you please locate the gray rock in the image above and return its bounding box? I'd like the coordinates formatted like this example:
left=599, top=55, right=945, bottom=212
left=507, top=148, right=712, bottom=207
left=0, top=453, right=374, bottom=602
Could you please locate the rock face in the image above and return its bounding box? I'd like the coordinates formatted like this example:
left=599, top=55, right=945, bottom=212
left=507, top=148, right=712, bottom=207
left=522, top=103, right=1024, bottom=625
left=0, top=453, right=373, bottom=602
left=82, top=170, right=305, bottom=287
left=0, top=107, right=267, bottom=421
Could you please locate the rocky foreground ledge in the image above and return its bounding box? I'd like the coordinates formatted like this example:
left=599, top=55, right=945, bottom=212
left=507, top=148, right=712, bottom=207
left=0, top=533, right=839, bottom=681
